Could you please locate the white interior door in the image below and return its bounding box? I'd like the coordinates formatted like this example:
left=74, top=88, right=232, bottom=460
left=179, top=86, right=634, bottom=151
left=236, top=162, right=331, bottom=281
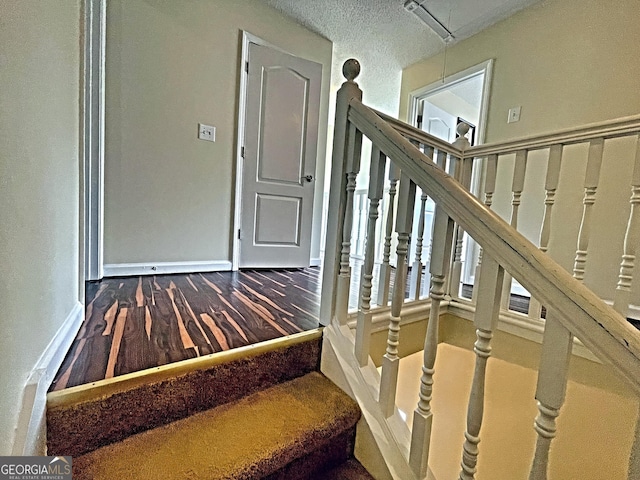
left=239, top=43, right=322, bottom=268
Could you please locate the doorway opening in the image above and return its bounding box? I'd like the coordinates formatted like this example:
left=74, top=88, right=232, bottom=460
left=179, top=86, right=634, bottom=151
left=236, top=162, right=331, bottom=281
left=408, top=60, right=493, bottom=290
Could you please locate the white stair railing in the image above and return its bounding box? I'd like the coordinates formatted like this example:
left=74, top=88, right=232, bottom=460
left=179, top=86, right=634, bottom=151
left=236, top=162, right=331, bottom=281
left=379, top=172, right=416, bottom=417
left=354, top=146, right=386, bottom=366
left=527, top=144, right=563, bottom=321
left=500, top=149, right=528, bottom=310
left=321, top=59, right=640, bottom=480
left=614, top=135, right=640, bottom=318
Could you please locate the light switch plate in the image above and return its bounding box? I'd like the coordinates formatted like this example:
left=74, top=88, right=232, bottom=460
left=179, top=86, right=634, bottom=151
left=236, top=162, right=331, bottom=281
left=507, top=106, right=521, bottom=124
left=198, top=123, right=216, bottom=142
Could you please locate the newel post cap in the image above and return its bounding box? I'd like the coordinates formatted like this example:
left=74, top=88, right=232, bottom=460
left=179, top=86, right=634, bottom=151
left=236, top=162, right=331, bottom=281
left=342, top=59, right=361, bottom=82
left=456, top=121, right=470, bottom=137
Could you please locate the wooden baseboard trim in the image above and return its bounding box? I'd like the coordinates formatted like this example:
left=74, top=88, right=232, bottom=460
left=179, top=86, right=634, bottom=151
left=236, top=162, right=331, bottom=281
left=12, top=302, right=84, bottom=455
left=103, top=260, right=232, bottom=277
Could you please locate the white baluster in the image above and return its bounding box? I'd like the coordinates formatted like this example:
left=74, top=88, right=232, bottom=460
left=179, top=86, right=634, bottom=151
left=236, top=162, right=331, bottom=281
left=573, top=138, right=604, bottom=282
left=529, top=144, right=564, bottom=320
left=409, top=204, right=455, bottom=476
left=613, top=135, right=640, bottom=318
left=450, top=125, right=473, bottom=299
left=320, top=59, right=362, bottom=324
left=352, top=190, right=367, bottom=259
left=472, top=154, right=498, bottom=304
left=355, top=146, right=386, bottom=366
left=501, top=150, right=528, bottom=310
left=459, top=254, right=504, bottom=480
left=530, top=152, right=602, bottom=478
left=529, top=314, right=573, bottom=480
left=410, top=191, right=429, bottom=301
left=410, top=145, right=434, bottom=301
left=334, top=122, right=362, bottom=325
left=377, top=164, right=401, bottom=306
left=424, top=149, right=448, bottom=288
left=380, top=173, right=416, bottom=417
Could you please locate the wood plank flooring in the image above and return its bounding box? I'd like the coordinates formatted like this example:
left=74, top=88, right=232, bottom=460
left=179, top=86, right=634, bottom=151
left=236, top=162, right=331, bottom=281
left=50, top=268, right=321, bottom=392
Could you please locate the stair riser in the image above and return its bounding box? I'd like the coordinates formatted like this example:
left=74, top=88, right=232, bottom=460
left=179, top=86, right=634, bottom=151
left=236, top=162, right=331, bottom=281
left=263, top=427, right=355, bottom=480
left=47, top=337, right=321, bottom=457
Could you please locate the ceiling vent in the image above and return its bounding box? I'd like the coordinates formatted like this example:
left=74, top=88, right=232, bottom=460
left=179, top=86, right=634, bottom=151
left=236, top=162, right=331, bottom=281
left=404, top=0, right=454, bottom=42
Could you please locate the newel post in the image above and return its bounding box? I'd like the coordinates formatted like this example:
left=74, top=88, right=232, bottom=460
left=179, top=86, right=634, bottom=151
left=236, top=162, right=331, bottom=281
left=320, top=59, right=362, bottom=325
left=449, top=122, right=473, bottom=299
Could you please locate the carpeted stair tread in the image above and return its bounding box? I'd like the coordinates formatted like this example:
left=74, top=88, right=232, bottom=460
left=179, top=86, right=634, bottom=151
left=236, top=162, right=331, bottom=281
left=312, top=458, right=376, bottom=479
left=72, top=372, right=361, bottom=480
left=47, top=334, right=321, bottom=457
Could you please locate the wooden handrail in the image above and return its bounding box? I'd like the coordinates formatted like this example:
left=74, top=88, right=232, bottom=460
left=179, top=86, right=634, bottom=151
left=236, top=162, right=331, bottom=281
left=347, top=98, right=640, bottom=394
left=372, top=108, right=464, bottom=157
left=379, top=105, right=640, bottom=158
left=465, top=114, right=640, bottom=157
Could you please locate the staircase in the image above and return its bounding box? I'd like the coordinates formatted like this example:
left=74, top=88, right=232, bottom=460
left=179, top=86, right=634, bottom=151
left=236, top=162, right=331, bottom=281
left=318, top=58, right=640, bottom=479
left=46, top=330, right=374, bottom=479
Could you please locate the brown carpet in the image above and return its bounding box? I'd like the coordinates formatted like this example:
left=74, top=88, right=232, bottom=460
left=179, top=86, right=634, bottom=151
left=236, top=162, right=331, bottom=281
left=72, top=372, right=362, bottom=480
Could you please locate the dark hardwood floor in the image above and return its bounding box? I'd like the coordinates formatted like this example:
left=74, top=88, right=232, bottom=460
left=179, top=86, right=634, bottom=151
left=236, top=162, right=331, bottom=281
left=50, top=268, right=322, bottom=392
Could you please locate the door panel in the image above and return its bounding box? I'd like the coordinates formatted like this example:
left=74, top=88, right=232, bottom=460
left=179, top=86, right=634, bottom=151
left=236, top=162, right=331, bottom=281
left=255, top=194, right=301, bottom=245
left=240, top=43, right=322, bottom=268
left=258, top=68, right=308, bottom=184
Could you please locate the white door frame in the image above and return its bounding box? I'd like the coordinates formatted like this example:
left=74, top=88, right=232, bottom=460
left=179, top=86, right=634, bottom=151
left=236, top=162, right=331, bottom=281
left=407, top=59, right=493, bottom=147
left=233, top=32, right=315, bottom=271
left=408, top=59, right=493, bottom=286
left=84, top=0, right=106, bottom=281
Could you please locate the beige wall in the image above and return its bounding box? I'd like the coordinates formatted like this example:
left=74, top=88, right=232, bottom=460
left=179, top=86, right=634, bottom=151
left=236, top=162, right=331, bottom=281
left=105, top=0, right=332, bottom=266
left=400, top=0, right=640, bottom=302
left=0, top=0, right=80, bottom=454
left=400, top=0, right=640, bottom=142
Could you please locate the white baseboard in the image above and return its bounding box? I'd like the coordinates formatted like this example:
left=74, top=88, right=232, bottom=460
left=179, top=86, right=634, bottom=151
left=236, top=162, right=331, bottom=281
left=103, top=260, right=232, bottom=277
left=12, top=302, right=84, bottom=456
left=446, top=301, right=600, bottom=363
left=310, top=257, right=322, bottom=267
left=346, top=298, right=600, bottom=363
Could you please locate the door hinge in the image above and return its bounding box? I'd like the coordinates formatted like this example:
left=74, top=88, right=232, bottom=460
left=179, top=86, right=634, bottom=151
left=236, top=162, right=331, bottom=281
left=245, top=61, right=249, bottom=74
left=237, top=229, right=241, bottom=240
left=241, top=146, right=245, bottom=158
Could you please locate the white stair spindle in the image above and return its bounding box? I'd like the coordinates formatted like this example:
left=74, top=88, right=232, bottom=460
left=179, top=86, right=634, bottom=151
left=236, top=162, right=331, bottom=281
left=380, top=172, right=416, bottom=417
left=320, top=59, right=362, bottom=325
left=421, top=149, right=447, bottom=294
left=353, top=190, right=367, bottom=259
left=409, top=204, right=455, bottom=476
left=355, top=146, right=386, bottom=366
left=410, top=191, right=429, bottom=300
left=410, top=145, right=434, bottom=301
left=501, top=150, right=528, bottom=310
left=613, top=134, right=640, bottom=318
left=334, top=122, right=362, bottom=324
left=529, top=314, right=573, bottom=480
left=472, top=154, right=498, bottom=303
left=529, top=144, right=564, bottom=320
left=459, top=254, right=504, bottom=480
left=377, top=164, right=401, bottom=306
left=573, top=138, right=605, bottom=282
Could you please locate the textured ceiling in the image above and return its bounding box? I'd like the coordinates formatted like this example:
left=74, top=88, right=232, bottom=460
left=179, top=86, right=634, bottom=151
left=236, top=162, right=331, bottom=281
left=261, top=0, right=540, bottom=115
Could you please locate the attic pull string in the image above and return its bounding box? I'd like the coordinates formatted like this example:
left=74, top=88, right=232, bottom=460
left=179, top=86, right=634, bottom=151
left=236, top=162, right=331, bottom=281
left=440, top=7, right=453, bottom=83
